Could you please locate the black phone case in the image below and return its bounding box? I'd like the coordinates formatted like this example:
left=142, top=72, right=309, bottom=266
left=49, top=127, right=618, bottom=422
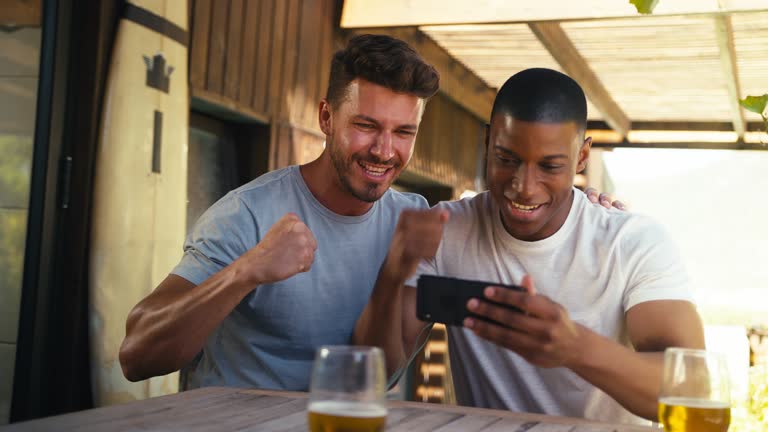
left=416, top=275, right=525, bottom=326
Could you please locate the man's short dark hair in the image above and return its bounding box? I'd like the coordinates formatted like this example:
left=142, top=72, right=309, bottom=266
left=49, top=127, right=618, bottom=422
left=491, top=68, right=587, bottom=133
left=326, top=34, right=440, bottom=108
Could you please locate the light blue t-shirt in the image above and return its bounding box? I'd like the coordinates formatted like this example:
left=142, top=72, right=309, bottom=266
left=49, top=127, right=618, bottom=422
left=172, top=165, right=428, bottom=390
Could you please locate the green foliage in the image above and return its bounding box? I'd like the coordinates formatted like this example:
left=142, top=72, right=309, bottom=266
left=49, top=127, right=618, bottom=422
left=0, top=135, right=33, bottom=207
left=740, top=95, right=768, bottom=143
left=729, top=367, right=768, bottom=432
left=749, top=366, right=768, bottom=428
left=0, top=210, right=26, bottom=293
left=0, top=134, right=33, bottom=318
left=629, top=0, right=659, bottom=14
left=739, top=95, right=768, bottom=117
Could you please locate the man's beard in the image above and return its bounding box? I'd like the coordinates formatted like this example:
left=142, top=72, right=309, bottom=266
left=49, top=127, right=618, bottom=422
left=328, top=139, right=397, bottom=203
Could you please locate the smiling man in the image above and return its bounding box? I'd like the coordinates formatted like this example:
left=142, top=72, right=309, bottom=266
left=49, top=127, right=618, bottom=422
left=118, top=34, right=439, bottom=390
left=354, top=68, right=705, bottom=425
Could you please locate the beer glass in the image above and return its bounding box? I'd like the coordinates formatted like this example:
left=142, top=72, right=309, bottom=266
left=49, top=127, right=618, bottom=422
left=658, top=347, right=731, bottom=432
left=308, top=346, right=387, bottom=432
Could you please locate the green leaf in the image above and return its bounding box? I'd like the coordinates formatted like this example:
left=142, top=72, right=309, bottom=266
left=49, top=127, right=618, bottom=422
left=739, top=94, right=768, bottom=116
left=629, top=0, right=659, bottom=14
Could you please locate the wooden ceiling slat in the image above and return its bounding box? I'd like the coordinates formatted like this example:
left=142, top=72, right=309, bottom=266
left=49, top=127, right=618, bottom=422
left=715, top=15, right=747, bottom=138
left=561, top=15, right=736, bottom=122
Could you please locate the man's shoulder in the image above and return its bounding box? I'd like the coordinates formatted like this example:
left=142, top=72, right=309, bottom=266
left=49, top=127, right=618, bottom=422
left=574, top=192, right=669, bottom=245
left=197, top=167, right=298, bottom=225
left=382, top=188, right=430, bottom=211
left=436, top=191, right=491, bottom=222
left=231, top=166, right=298, bottom=201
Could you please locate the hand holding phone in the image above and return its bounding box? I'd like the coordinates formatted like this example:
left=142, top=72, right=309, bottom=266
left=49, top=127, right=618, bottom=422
left=416, top=275, right=525, bottom=326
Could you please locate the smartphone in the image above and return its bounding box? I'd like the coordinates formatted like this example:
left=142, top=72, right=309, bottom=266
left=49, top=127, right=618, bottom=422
left=415, top=274, right=525, bottom=326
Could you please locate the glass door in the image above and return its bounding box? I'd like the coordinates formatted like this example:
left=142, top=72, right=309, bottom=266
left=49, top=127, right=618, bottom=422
left=0, top=4, right=43, bottom=424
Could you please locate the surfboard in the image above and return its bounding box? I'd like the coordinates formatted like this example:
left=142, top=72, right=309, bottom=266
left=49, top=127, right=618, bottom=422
left=89, top=0, right=188, bottom=406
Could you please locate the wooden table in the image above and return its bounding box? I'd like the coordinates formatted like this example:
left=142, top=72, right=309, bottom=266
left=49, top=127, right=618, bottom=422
left=2, top=387, right=657, bottom=431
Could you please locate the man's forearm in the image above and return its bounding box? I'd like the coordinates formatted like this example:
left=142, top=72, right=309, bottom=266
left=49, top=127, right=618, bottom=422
left=120, top=262, right=257, bottom=381
left=570, top=328, right=663, bottom=421
left=353, top=266, right=408, bottom=377
left=353, top=207, right=447, bottom=377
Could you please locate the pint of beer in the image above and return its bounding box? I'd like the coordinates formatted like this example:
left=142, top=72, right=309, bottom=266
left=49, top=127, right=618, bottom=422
left=658, top=348, right=730, bottom=432
left=308, top=401, right=386, bottom=432
left=658, top=397, right=730, bottom=432
left=308, top=346, right=387, bottom=432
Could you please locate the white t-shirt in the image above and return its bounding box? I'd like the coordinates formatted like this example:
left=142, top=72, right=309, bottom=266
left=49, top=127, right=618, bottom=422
left=408, top=189, right=694, bottom=426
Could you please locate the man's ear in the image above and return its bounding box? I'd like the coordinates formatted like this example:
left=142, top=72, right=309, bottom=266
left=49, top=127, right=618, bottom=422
left=576, top=136, right=592, bottom=173
left=318, top=99, right=333, bottom=136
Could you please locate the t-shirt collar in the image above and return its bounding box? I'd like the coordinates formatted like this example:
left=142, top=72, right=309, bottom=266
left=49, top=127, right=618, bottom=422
left=291, top=165, right=381, bottom=223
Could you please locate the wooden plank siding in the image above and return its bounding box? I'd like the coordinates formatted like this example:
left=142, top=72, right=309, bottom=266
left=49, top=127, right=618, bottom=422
left=223, top=0, right=244, bottom=100
left=189, top=0, right=210, bottom=90
left=189, top=0, right=334, bottom=170
left=252, top=0, right=274, bottom=114
left=205, top=0, right=229, bottom=95
left=409, top=93, right=485, bottom=195
left=236, top=0, right=259, bottom=104
left=266, top=0, right=288, bottom=118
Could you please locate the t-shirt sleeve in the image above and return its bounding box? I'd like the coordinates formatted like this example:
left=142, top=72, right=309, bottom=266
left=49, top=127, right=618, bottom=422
left=405, top=257, right=438, bottom=288
left=621, top=216, right=695, bottom=312
left=171, top=193, right=259, bottom=286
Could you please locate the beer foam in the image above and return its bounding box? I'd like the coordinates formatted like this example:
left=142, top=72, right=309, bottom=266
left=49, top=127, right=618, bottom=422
left=659, top=397, right=730, bottom=409
left=308, top=401, right=387, bottom=418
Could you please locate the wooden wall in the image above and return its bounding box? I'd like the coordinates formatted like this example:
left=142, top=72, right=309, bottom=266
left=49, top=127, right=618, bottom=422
left=409, top=93, right=486, bottom=195
left=189, top=0, right=336, bottom=170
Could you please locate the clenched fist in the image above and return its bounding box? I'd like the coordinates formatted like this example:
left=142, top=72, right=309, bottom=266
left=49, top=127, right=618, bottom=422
left=382, top=207, right=449, bottom=284
left=237, top=213, right=318, bottom=286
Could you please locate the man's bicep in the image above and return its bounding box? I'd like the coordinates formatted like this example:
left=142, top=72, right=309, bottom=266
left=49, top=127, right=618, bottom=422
left=135, top=274, right=197, bottom=312
left=626, top=300, right=705, bottom=353
left=153, top=274, right=198, bottom=298
left=126, top=274, right=197, bottom=334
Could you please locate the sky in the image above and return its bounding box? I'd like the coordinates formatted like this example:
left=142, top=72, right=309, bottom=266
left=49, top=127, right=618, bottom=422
left=601, top=148, right=768, bottom=327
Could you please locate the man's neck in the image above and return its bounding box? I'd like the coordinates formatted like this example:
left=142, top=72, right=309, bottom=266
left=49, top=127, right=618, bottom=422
left=299, top=155, right=376, bottom=217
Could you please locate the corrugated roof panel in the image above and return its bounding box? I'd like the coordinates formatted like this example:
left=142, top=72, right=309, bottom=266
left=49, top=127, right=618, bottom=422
left=423, top=12, right=766, bottom=126
left=562, top=16, right=732, bottom=122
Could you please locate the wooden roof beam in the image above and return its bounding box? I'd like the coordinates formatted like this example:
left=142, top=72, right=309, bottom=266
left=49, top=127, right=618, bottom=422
left=714, top=15, right=746, bottom=139
left=529, top=22, right=630, bottom=138
left=589, top=120, right=768, bottom=131
left=349, top=27, right=495, bottom=122
left=340, top=0, right=768, bottom=28
left=591, top=141, right=768, bottom=151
